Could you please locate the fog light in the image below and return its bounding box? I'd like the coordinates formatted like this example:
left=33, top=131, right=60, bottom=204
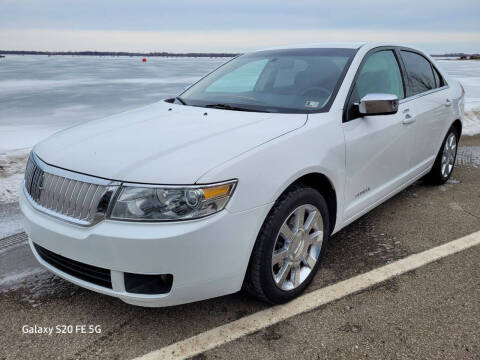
left=124, top=273, right=173, bottom=294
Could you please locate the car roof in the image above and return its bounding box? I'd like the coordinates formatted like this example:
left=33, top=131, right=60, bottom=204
left=257, top=42, right=367, bottom=51
left=255, top=42, right=421, bottom=53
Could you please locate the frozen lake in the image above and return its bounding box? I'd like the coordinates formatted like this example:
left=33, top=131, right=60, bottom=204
left=1, top=55, right=480, bottom=203
left=0, top=55, right=228, bottom=153
left=1, top=55, right=479, bottom=154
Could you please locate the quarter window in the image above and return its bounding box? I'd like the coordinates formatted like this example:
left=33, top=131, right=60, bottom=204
left=400, top=51, right=436, bottom=96
left=432, top=66, right=445, bottom=88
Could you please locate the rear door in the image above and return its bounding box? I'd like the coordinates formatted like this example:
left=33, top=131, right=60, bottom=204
left=342, top=48, right=414, bottom=222
left=398, top=50, right=452, bottom=174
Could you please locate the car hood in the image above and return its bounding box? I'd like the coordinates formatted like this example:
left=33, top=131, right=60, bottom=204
left=34, top=101, right=307, bottom=184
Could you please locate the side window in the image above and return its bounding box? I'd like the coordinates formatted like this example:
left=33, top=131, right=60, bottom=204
left=354, top=51, right=405, bottom=100
left=346, top=50, right=404, bottom=120
left=400, top=51, right=436, bottom=96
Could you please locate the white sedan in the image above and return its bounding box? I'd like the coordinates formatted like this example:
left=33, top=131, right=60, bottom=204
left=20, top=42, right=464, bottom=306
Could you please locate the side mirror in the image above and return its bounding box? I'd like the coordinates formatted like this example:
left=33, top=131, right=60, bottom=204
left=357, top=93, right=399, bottom=116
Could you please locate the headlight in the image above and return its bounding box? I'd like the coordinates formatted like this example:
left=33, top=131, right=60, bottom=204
left=109, top=180, right=237, bottom=221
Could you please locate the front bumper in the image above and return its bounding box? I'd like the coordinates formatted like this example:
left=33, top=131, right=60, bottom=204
left=20, top=190, right=271, bottom=307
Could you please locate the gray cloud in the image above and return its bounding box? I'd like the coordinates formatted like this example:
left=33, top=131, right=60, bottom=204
left=1, top=0, right=479, bottom=52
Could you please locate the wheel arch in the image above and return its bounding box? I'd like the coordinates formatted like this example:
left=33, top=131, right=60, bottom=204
left=282, top=172, right=338, bottom=234
left=451, top=119, right=462, bottom=137
left=242, top=171, right=338, bottom=297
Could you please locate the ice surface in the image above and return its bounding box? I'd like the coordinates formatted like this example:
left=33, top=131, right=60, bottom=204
left=0, top=55, right=226, bottom=202
left=0, top=55, right=227, bottom=153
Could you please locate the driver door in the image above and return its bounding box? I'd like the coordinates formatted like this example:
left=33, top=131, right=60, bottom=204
left=342, top=49, right=414, bottom=223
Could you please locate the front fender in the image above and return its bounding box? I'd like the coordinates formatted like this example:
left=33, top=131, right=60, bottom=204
left=197, top=114, right=346, bottom=230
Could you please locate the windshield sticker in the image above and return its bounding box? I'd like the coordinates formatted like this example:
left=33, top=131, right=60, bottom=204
left=305, top=101, right=320, bottom=108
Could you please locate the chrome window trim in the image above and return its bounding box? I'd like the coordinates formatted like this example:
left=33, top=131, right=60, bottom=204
left=342, top=45, right=451, bottom=122
left=399, top=85, right=450, bottom=104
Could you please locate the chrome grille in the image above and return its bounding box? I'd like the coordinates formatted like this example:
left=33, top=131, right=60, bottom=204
left=24, top=153, right=119, bottom=226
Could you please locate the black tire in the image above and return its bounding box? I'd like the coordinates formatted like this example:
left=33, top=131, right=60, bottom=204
left=424, top=126, right=459, bottom=185
left=243, top=184, right=330, bottom=304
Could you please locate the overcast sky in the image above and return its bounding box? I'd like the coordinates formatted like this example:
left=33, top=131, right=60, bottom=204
left=1, top=0, right=479, bottom=53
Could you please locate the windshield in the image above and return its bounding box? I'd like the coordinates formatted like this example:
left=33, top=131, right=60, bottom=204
left=178, top=48, right=356, bottom=113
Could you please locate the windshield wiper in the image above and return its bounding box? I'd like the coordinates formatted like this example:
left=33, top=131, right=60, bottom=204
left=203, top=103, right=268, bottom=112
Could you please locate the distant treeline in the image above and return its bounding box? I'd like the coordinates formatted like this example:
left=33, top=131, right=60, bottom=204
left=2, top=50, right=478, bottom=59
left=432, top=53, right=480, bottom=58
left=0, top=50, right=239, bottom=57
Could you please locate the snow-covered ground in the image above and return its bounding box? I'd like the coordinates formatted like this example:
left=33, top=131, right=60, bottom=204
left=0, top=56, right=479, bottom=204
left=463, top=103, right=480, bottom=136
left=438, top=59, right=480, bottom=136
left=0, top=149, right=29, bottom=204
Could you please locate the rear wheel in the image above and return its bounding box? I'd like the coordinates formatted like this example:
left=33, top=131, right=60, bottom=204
left=424, top=127, right=459, bottom=185
left=244, top=185, right=330, bottom=304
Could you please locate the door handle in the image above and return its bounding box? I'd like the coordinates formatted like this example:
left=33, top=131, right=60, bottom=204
left=402, top=114, right=416, bottom=125
left=445, top=99, right=452, bottom=107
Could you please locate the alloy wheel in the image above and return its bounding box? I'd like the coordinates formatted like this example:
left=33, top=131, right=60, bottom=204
left=271, top=204, right=324, bottom=290
left=441, top=132, right=457, bottom=178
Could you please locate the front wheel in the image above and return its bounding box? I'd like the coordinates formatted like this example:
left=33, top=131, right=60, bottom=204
left=424, top=127, right=459, bottom=185
left=243, top=185, right=330, bottom=304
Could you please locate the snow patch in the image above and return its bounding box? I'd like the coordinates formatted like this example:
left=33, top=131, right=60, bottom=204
left=463, top=101, right=480, bottom=136
left=0, top=268, right=46, bottom=287
left=0, top=149, right=29, bottom=203
left=0, top=266, right=81, bottom=307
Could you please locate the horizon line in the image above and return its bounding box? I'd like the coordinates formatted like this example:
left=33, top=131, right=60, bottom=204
left=1, top=50, right=479, bottom=57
